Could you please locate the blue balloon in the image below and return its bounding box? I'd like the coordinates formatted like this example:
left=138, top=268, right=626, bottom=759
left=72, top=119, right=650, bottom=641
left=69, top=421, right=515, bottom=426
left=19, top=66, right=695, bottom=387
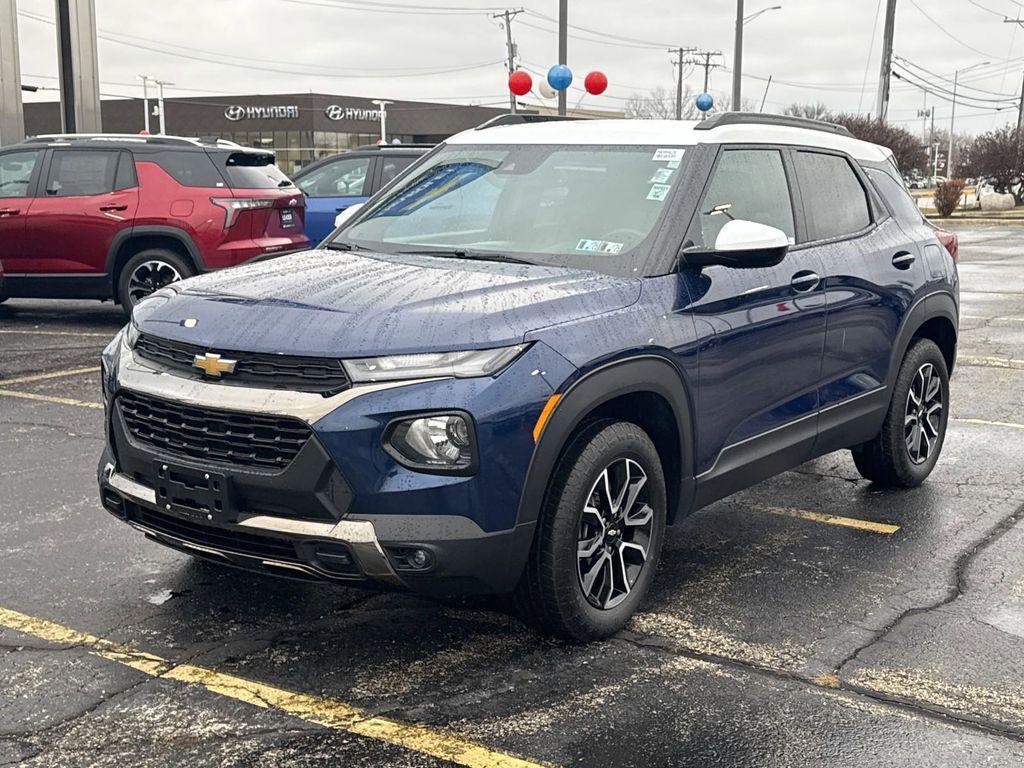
left=695, top=92, right=714, bottom=112
left=547, top=64, right=573, bottom=91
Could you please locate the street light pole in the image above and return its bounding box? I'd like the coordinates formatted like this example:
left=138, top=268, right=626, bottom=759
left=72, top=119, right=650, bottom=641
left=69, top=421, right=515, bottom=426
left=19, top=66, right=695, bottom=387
left=153, top=79, right=171, bottom=135
left=372, top=100, right=392, bottom=144
left=138, top=74, right=151, bottom=133
left=732, top=0, right=744, bottom=111
left=949, top=61, right=989, bottom=176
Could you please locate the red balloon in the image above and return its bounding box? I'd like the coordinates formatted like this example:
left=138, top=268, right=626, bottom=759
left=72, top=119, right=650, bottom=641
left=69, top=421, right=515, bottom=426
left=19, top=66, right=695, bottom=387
left=584, top=70, right=608, bottom=95
left=508, top=69, right=533, bottom=96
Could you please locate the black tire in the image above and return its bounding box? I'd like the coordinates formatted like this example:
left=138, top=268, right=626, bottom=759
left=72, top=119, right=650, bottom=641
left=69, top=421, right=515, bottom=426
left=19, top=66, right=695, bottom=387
left=116, top=249, right=194, bottom=315
left=852, top=338, right=949, bottom=487
left=514, top=419, right=667, bottom=641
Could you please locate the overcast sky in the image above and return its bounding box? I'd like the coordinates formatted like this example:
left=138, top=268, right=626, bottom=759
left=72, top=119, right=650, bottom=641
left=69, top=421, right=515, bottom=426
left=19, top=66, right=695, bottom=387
left=14, top=0, right=1024, bottom=134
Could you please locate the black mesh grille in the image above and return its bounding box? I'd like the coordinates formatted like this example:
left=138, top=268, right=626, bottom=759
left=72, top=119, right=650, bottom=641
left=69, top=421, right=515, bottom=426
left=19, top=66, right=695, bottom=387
left=135, top=333, right=351, bottom=396
left=131, top=505, right=298, bottom=561
left=117, top=390, right=311, bottom=470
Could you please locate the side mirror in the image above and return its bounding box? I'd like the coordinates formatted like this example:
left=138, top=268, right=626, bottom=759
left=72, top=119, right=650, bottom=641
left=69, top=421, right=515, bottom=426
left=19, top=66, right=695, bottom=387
left=334, top=202, right=364, bottom=229
left=683, top=219, right=790, bottom=269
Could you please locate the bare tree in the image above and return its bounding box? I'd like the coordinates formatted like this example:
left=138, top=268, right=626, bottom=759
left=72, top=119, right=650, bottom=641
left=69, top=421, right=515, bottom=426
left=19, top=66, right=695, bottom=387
left=957, top=126, right=1024, bottom=204
left=781, top=102, right=831, bottom=120
left=625, top=86, right=687, bottom=120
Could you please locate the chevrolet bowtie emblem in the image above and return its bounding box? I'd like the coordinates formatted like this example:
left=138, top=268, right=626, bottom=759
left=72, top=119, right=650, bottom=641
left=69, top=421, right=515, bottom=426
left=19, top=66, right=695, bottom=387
left=192, top=352, right=237, bottom=377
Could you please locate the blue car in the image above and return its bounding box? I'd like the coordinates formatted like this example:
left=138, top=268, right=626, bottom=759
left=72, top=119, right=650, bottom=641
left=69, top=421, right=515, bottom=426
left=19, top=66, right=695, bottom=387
left=98, top=113, right=959, bottom=640
left=292, top=145, right=430, bottom=243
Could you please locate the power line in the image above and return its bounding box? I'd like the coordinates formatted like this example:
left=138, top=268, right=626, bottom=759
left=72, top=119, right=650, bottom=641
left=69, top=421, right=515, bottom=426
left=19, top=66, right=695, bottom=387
left=894, top=55, right=1020, bottom=97
left=906, top=0, right=1006, bottom=59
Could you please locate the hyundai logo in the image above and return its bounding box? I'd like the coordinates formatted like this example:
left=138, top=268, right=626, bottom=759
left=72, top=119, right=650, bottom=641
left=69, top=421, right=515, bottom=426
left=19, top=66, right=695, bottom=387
left=325, top=104, right=383, bottom=122
left=224, top=105, right=246, bottom=121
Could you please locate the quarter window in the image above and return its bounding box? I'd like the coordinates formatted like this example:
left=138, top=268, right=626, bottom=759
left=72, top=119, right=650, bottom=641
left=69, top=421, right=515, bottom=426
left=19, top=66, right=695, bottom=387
left=698, top=149, right=795, bottom=248
left=865, top=167, right=925, bottom=228
left=0, top=150, right=41, bottom=198
left=794, top=151, right=871, bottom=241
left=45, top=150, right=119, bottom=196
left=152, top=151, right=225, bottom=187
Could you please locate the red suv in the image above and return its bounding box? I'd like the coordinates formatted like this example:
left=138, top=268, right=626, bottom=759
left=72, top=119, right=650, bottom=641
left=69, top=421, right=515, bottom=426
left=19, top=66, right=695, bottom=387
left=0, top=134, right=308, bottom=313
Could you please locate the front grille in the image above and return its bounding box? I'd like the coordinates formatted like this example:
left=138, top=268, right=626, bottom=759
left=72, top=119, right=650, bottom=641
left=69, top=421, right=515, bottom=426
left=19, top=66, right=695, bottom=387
left=117, top=390, right=311, bottom=470
left=135, top=333, right=351, bottom=396
left=131, top=505, right=298, bottom=561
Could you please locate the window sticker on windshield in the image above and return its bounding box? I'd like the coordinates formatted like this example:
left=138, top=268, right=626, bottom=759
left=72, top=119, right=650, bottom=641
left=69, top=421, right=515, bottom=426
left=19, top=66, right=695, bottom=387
left=647, top=184, right=671, bottom=202
left=652, top=148, right=686, bottom=162
left=666, top=159, right=681, bottom=169
left=576, top=238, right=624, bottom=254
left=650, top=168, right=673, bottom=184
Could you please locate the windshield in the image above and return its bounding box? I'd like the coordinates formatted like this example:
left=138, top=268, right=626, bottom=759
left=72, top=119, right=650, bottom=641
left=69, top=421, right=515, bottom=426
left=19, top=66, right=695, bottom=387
left=336, top=144, right=686, bottom=272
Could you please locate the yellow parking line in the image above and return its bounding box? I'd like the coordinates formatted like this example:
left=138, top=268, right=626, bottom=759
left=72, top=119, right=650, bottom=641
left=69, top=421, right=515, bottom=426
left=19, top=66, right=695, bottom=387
left=957, top=355, right=1024, bottom=370
left=0, top=606, right=548, bottom=768
left=0, top=389, right=103, bottom=409
left=953, top=417, right=1024, bottom=431
left=0, top=328, right=115, bottom=338
left=765, top=507, right=900, bottom=535
left=0, top=365, right=100, bottom=386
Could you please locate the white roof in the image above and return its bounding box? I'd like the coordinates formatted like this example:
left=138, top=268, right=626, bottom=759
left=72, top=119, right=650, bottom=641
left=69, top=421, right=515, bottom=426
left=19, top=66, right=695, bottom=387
left=447, top=119, right=893, bottom=164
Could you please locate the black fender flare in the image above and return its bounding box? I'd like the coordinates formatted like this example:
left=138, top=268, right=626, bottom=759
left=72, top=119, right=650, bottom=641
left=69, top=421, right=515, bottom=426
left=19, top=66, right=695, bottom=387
left=887, top=290, right=958, bottom=388
left=515, top=354, right=696, bottom=528
left=105, top=225, right=206, bottom=278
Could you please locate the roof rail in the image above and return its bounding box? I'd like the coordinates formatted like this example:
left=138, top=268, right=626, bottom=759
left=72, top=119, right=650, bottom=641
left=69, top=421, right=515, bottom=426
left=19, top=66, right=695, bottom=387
left=351, top=143, right=436, bottom=151
left=23, top=133, right=201, bottom=147
left=693, top=112, right=854, bottom=138
left=474, top=113, right=584, bottom=130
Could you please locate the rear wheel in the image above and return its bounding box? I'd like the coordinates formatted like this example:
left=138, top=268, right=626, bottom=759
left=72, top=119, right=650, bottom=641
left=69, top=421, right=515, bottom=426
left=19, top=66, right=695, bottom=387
left=116, top=249, right=193, bottom=315
left=852, top=338, right=949, bottom=487
left=514, top=420, right=666, bottom=641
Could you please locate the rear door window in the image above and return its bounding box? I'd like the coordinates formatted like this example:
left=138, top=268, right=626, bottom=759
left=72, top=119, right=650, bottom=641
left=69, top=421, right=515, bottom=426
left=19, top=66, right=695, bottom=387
left=152, top=150, right=225, bottom=187
left=296, top=156, right=372, bottom=197
left=378, top=154, right=419, bottom=190
left=220, top=152, right=294, bottom=190
left=0, top=150, right=42, bottom=197
left=697, top=148, right=796, bottom=248
left=44, top=150, right=119, bottom=196
left=794, top=151, right=872, bottom=242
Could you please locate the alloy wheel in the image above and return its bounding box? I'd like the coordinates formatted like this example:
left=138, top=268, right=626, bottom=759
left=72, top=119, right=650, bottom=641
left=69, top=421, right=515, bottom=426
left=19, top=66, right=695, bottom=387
left=127, top=260, right=182, bottom=306
left=905, top=362, right=943, bottom=465
left=576, top=457, right=654, bottom=610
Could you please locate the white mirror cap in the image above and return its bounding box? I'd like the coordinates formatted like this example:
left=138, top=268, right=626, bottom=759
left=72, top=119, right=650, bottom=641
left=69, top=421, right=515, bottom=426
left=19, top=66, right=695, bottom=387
left=714, top=219, right=790, bottom=252
left=334, top=202, right=365, bottom=228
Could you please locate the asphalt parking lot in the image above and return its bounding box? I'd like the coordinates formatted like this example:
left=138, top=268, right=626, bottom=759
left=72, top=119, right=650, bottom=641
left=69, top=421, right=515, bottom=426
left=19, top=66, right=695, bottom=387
left=2, top=226, right=1023, bottom=767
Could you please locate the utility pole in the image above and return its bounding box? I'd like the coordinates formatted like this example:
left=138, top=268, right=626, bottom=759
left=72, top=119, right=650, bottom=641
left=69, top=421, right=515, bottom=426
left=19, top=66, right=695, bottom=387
left=686, top=51, right=722, bottom=120
left=875, top=0, right=898, bottom=121
left=0, top=0, right=25, bottom=145
left=916, top=92, right=929, bottom=146
left=1018, top=72, right=1024, bottom=131
left=670, top=46, right=697, bottom=120
left=493, top=8, right=523, bottom=113
left=948, top=70, right=958, bottom=176
left=557, top=0, right=567, bottom=116
left=732, top=0, right=744, bottom=111
left=153, top=78, right=171, bottom=134
left=138, top=74, right=151, bottom=133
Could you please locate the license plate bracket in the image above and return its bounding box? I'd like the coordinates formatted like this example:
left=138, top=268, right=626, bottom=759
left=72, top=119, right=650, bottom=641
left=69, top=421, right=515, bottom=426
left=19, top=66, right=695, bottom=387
left=279, top=208, right=295, bottom=228
left=153, top=462, right=233, bottom=524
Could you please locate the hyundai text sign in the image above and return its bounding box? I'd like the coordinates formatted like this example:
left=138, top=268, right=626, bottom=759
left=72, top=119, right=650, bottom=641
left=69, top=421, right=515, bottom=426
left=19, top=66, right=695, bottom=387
left=325, top=105, right=382, bottom=122
left=224, top=104, right=300, bottom=121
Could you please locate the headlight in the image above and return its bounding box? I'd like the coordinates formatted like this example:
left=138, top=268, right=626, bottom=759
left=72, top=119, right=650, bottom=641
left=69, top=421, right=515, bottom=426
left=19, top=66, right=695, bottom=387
left=100, top=328, right=125, bottom=405
left=124, top=319, right=140, bottom=349
left=344, top=344, right=527, bottom=383
left=384, top=413, right=476, bottom=473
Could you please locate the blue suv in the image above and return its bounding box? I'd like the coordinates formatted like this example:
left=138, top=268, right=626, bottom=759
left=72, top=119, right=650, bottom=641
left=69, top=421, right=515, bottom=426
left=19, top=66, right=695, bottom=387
left=98, top=114, right=958, bottom=640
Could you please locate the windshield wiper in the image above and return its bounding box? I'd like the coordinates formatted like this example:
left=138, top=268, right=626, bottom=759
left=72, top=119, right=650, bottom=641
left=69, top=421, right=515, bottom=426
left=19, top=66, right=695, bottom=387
left=322, top=241, right=364, bottom=252
left=402, top=248, right=531, bottom=265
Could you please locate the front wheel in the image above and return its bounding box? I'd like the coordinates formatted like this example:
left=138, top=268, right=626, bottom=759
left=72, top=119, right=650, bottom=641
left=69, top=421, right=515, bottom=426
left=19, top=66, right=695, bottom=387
left=852, top=338, right=950, bottom=487
left=514, top=420, right=666, bottom=641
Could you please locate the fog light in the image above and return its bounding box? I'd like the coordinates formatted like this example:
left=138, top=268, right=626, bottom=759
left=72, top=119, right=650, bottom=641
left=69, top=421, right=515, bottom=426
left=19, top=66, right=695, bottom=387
left=409, top=549, right=430, bottom=569
left=384, top=413, right=476, bottom=473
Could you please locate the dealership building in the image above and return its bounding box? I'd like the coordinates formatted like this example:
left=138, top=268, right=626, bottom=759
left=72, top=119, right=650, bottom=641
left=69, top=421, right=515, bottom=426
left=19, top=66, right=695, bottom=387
left=23, top=93, right=507, bottom=171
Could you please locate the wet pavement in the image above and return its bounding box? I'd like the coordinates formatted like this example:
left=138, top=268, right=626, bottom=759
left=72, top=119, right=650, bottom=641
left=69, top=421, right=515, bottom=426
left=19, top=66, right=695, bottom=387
left=2, top=225, right=1023, bottom=766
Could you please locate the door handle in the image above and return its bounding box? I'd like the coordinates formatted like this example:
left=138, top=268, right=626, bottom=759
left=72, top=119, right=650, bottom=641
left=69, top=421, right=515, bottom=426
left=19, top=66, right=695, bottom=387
left=0, top=208, right=20, bottom=217
left=790, top=270, right=821, bottom=292
left=335, top=206, right=349, bottom=213
left=892, top=251, right=916, bottom=269
left=100, top=204, right=128, bottom=212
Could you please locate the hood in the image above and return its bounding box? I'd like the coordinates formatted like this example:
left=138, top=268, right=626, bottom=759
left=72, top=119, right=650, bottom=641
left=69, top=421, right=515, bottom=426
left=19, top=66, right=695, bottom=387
left=135, top=248, right=641, bottom=357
